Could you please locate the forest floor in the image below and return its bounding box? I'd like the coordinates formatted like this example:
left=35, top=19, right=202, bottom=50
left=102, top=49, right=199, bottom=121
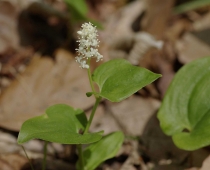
left=1, top=0, right=210, bottom=169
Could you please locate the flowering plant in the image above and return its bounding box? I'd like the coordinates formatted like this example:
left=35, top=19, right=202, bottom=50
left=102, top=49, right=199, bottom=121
left=17, top=22, right=161, bottom=170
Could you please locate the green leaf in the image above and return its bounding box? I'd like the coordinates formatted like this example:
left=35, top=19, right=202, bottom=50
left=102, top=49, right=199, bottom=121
left=81, top=131, right=124, bottom=170
left=64, top=0, right=88, bottom=16
left=63, top=0, right=103, bottom=29
left=92, top=59, right=161, bottom=102
left=18, top=104, right=103, bottom=144
left=174, top=0, right=210, bottom=14
left=158, top=57, right=210, bottom=150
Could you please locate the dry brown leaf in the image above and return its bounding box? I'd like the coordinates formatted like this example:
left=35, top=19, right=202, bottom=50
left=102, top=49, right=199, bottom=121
left=102, top=0, right=146, bottom=44
left=109, top=95, right=160, bottom=136
left=166, top=19, right=191, bottom=42
left=0, top=154, right=27, bottom=170
left=193, top=11, right=210, bottom=31
left=176, top=32, right=210, bottom=64
left=0, top=159, right=13, bottom=170
left=88, top=105, right=121, bottom=135
left=143, top=0, right=175, bottom=38
left=0, top=1, right=19, bottom=53
left=200, top=155, right=210, bottom=170
left=0, top=49, right=94, bottom=131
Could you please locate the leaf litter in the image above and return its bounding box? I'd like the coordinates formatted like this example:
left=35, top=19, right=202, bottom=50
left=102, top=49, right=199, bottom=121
left=1, top=0, right=210, bottom=169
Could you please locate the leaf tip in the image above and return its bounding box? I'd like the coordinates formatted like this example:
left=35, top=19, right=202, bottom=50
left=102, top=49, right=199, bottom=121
left=17, top=137, right=24, bottom=145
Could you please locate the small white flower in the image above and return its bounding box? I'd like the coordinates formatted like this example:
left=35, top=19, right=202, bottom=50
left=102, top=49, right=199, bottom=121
left=75, top=22, right=103, bottom=68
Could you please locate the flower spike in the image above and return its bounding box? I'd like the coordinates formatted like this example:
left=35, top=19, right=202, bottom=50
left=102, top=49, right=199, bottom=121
left=75, top=22, right=103, bottom=69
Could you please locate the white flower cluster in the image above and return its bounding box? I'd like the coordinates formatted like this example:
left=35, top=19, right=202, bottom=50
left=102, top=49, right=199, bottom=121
left=75, top=22, right=103, bottom=69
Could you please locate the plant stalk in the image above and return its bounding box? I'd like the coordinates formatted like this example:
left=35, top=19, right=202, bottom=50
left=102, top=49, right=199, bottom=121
left=85, top=58, right=102, bottom=134
left=21, top=145, right=35, bottom=170
left=42, top=141, right=48, bottom=170
left=84, top=96, right=102, bottom=134
left=77, top=144, right=85, bottom=170
left=77, top=58, right=101, bottom=170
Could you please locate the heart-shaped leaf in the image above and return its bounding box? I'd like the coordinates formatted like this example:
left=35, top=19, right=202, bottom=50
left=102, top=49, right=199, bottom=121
left=77, top=131, right=124, bottom=170
left=92, top=59, right=161, bottom=102
left=18, top=104, right=103, bottom=144
left=158, top=57, right=210, bottom=150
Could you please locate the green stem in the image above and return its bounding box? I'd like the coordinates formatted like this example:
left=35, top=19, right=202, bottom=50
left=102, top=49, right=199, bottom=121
left=87, top=58, right=96, bottom=95
left=21, top=145, right=35, bottom=170
left=76, top=58, right=101, bottom=170
left=77, top=144, right=85, bottom=170
left=42, top=141, right=48, bottom=170
left=85, top=58, right=102, bottom=133
left=84, top=96, right=102, bottom=134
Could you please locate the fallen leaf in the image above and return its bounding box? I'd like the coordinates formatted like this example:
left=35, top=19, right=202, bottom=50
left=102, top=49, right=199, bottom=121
left=176, top=32, right=210, bottom=64
left=0, top=49, right=94, bottom=131
left=88, top=105, right=121, bottom=135
left=0, top=159, right=13, bottom=170
left=193, top=11, right=210, bottom=31
left=109, top=95, right=160, bottom=136
left=0, top=154, right=27, bottom=170
left=102, top=0, right=146, bottom=44
left=200, top=155, right=210, bottom=170
left=143, top=0, right=175, bottom=38
left=0, top=1, right=19, bottom=53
